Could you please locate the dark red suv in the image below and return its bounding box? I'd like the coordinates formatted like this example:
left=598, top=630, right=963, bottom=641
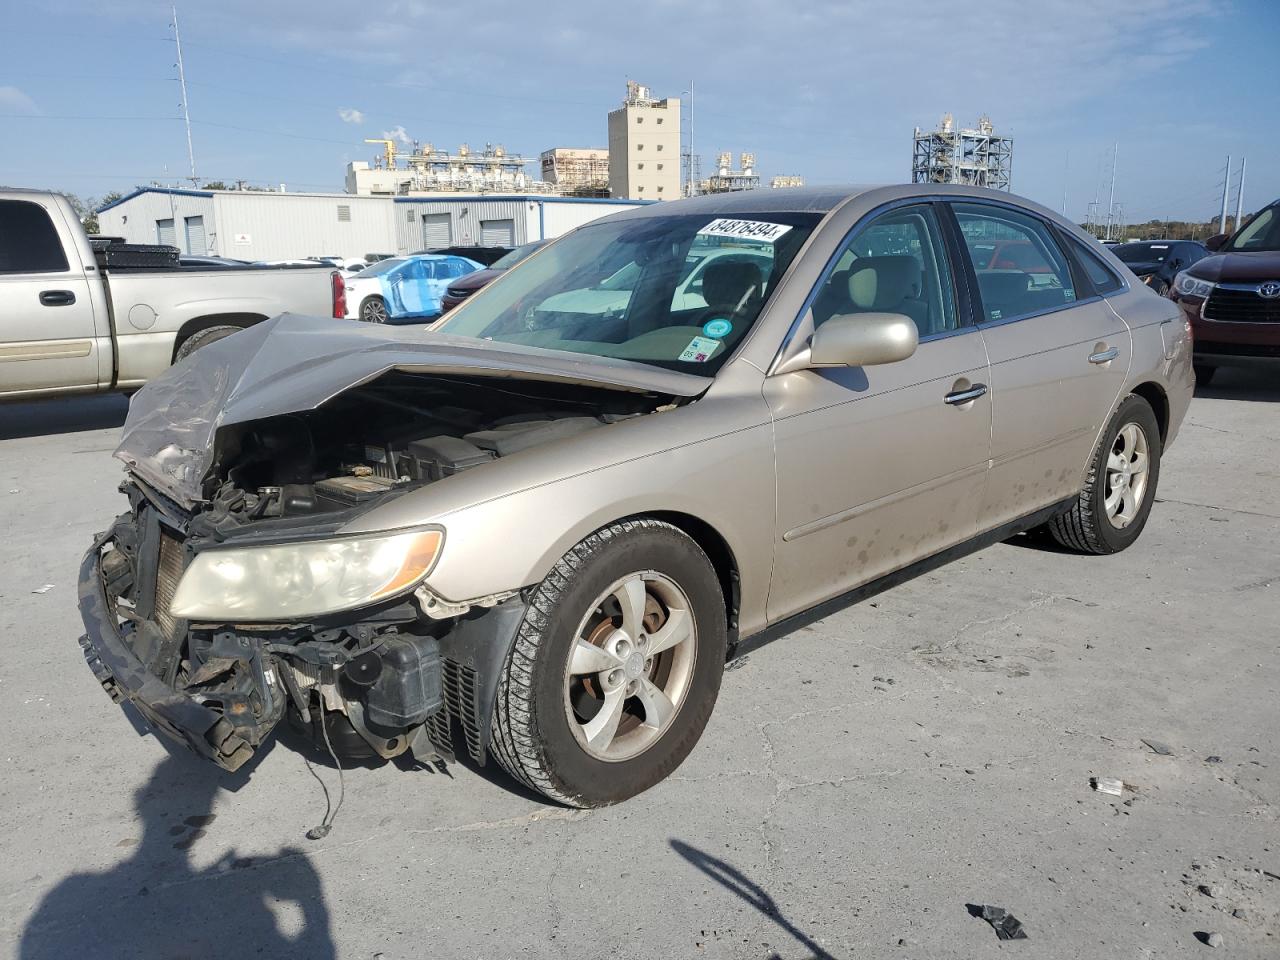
left=1169, top=199, right=1280, bottom=385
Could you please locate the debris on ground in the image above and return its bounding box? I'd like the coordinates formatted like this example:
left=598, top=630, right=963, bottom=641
left=1197, top=931, right=1224, bottom=947
left=31, top=584, right=54, bottom=595
left=1199, top=883, right=1224, bottom=899
left=1206, top=755, right=1223, bottom=764
left=1092, top=776, right=1125, bottom=796
left=1141, top=738, right=1173, bottom=756
left=725, top=655, right=750, bottom=672
left=1232, top=908, right=1246, bottom=920
left=967, top=904, right=1028, bottom=941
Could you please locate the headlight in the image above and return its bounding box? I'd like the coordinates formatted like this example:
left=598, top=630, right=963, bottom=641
left=1173, top=271, right=1215, bottom=299
left=169, top=528, right=443, bottom=621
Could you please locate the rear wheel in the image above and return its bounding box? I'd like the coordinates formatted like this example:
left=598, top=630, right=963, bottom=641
left=1047, top=394, right=1162, bottom=554
left=490, top=519, right=727, bottom=807
left=360, top=296, right=387, bottom=323
left=173, top=324, right=243, bottom=363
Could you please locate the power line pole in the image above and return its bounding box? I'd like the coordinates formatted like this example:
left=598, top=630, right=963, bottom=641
left=1234, top=156, right=1246, bottom=232
left=172, top=5, right=198, bottom=186
left=1104, top=142, right=1118, bottom=241
left=1218, top=154, right=1231, bottom=234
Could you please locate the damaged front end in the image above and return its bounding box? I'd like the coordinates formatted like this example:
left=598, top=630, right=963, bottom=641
left=78, top=480, right=527, bottom=772
left=76, top=316, right=705, bottom=773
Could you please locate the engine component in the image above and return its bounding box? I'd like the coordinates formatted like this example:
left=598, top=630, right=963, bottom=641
left=402, top=435, right=493, bottom=482
left=464, top=416, right=602, bottom=457
left=314, top=473, right=398, bottom=508
left=363, top=634, right=443, bottom=728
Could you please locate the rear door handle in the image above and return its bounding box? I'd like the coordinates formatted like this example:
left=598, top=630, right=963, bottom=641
left=39, top=290, right=76, bottom=307
left=1089, top=346, right=1119, bottom=364
left=944, top=384, right=988, bottom=406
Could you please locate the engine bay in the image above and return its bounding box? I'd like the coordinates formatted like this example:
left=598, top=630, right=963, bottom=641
left=192, top=370, right=668, bottom=527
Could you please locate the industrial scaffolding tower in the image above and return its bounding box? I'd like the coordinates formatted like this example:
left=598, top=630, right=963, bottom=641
left=911, top=114, right=1012, bottom=191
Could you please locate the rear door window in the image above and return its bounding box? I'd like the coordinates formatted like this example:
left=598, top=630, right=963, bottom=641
left=0, top=199, right=70, bottom=274
left=951, top=202, right=1077, bottom=322
left=1062, top=234, right=1126, bottom=295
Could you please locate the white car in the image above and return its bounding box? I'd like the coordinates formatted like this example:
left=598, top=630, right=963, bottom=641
left=344, top=255, right=481, bottom=323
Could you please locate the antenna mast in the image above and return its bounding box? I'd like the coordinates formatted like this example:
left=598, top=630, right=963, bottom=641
left=172, top=5, right=198, bottom=185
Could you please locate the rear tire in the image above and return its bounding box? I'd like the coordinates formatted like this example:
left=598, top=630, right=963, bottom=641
left=490, top=519, right=727, bottom=807
left=1047, top=394, right=1162, bottom=555
left=360, top=296, right=388, bottom=323
left=173, top=324, right=242, bottom=363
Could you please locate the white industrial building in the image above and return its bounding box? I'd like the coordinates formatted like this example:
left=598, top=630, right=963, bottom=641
left=96, top=188, right=649, bottom=261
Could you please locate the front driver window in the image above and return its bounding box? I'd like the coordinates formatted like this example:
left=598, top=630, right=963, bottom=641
left=811, top=204, right=958, bottom=338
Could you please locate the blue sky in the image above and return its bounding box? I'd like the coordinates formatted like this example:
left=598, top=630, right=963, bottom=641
left=2, top=0, right=1274, bottom=224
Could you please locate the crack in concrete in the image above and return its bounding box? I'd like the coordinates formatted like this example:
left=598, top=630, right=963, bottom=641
left=1155, top=497, right=1280, bottom=521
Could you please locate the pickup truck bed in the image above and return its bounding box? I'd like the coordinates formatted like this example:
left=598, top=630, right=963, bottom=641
left=0, top=190, right=340, bottom=400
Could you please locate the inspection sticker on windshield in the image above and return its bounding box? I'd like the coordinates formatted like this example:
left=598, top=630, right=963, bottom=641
left=679, top=336, right=722, bottom=363
left=696, top=218, right=793, bottom=242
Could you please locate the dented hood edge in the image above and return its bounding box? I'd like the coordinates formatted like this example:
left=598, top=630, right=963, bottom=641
left=115, top=313, right=713, bottom=507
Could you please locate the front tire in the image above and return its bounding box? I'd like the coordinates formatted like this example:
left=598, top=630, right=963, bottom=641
left=490, top=519, right=727, bottom=807
left=1047, top=394, right=1162, bottom=554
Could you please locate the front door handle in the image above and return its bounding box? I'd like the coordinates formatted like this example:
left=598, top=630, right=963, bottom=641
left=1089, top=346, right=1119, bottom=364
left=39, top=289, right=76, bottom=307
left=944, top=383, right=988, bottom=406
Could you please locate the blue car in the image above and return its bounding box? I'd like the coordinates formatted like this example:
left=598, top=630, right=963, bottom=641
left=344, top=254, right=483, bottom=323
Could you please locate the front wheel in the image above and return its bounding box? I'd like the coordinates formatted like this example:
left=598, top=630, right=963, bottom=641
left=490, top=519, right=727, bottom=807
left=1047, top=394, right=1162, bottom=554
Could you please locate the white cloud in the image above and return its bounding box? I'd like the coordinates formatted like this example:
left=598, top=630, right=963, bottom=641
left=338, top=107, right=365, bottom=124
left=0, top=86, right=39, bottom=115
left=381, top=125, right=412, bottom=146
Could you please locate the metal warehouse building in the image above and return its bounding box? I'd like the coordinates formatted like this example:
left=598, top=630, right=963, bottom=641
left=96, top=188, right=649, bottom=262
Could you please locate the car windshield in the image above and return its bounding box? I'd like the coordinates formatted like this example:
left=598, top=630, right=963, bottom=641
left=1113, top=242, right=1172, bottom=264
left=434, top=212, right=819, bottom=373
left=1228, top=206, right=1279, bottom=252
left=490, top=241, right=546, bottom=271
left=355, top=258, right=405, bottom=278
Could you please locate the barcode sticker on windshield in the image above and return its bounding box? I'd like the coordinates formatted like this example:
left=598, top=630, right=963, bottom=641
left=679, top=336, right=722, bottom=363
left=696, top=218, right=793, bottom=242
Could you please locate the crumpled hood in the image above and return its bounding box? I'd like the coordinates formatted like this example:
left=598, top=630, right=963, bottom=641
left=115, top=313, right=711, bottom=507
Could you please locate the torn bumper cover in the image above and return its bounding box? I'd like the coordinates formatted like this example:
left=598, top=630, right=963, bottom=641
left=78, top=530, right=260, bottom=770
left=77, top=508, right=529, bottom=773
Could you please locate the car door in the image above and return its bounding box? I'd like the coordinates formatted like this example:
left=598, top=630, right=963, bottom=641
left=946, top=201, right=1131, bottom=531
left=0, top=197, right=102, bottom=395
left=763, top=202, right=992, bottom=623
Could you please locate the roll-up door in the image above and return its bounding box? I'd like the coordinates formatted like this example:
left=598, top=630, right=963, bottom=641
left=480, top=219, right=514, bottom=247
left=422, top=213, right=451, bottom=249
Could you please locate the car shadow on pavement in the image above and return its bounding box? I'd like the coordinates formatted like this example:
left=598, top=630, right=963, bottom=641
left=669, top=839, right=837, bottom=959
left=1195, top=367, right=1280, bottom=403
left=18, top=745, right=336, bottom=960
left=0, top=394, right=130, bottom=440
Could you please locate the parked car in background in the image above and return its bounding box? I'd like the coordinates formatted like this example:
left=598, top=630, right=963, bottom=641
left=0, top=189, right=342, bottom=401
left=78, top=185, right=1191, bottom=807
left=440, top=240, right=548, bottom=312
left=411, top=245, right=511, bottom=266
left=1170, top=199, right=1280, bottom=384
left=1111, top=240, right=1208, bottom=295
left=343, top=253, right=482, bottom=323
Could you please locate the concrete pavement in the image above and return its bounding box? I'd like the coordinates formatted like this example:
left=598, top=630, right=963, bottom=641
left=1, top=369, right=1276, bottom=959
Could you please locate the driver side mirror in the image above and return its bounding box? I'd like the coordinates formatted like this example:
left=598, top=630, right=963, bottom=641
left=775, top=312, right=918, bottom=374
left=1204, top=233, right=1228, bottom=252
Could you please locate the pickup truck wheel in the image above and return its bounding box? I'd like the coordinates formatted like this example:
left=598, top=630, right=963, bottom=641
left=1046, top=394, right=1162, bottom=555
left=174, top=324, right=243, bottom=363
left=490, top=519, right=727, bottom=807
left=360, top=296, right=388, bottom=323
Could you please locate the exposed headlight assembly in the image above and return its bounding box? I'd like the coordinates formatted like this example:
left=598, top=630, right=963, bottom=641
left=169, top=528, right=443, bottom=621
left=1173, top=271, right=1215, bottom=299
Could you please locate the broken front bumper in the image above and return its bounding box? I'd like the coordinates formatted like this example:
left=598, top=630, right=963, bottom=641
left=77, top=535, right=259, bottom=770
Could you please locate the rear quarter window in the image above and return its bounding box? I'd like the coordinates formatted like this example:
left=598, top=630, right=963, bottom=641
left=1063, top=234, right=1126, bottom=295
left=0, top=199, right=70, bottom=274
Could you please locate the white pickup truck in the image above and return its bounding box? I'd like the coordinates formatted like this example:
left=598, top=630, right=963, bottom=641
left=0, top=189, right=343, bottom=401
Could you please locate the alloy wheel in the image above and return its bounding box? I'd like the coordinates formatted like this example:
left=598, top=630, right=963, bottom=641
left=362, top=298, right=387, bottom=323
left=563, top=572, right=696, bottom=762
left=1104, top=422, right=1150, bottom=529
